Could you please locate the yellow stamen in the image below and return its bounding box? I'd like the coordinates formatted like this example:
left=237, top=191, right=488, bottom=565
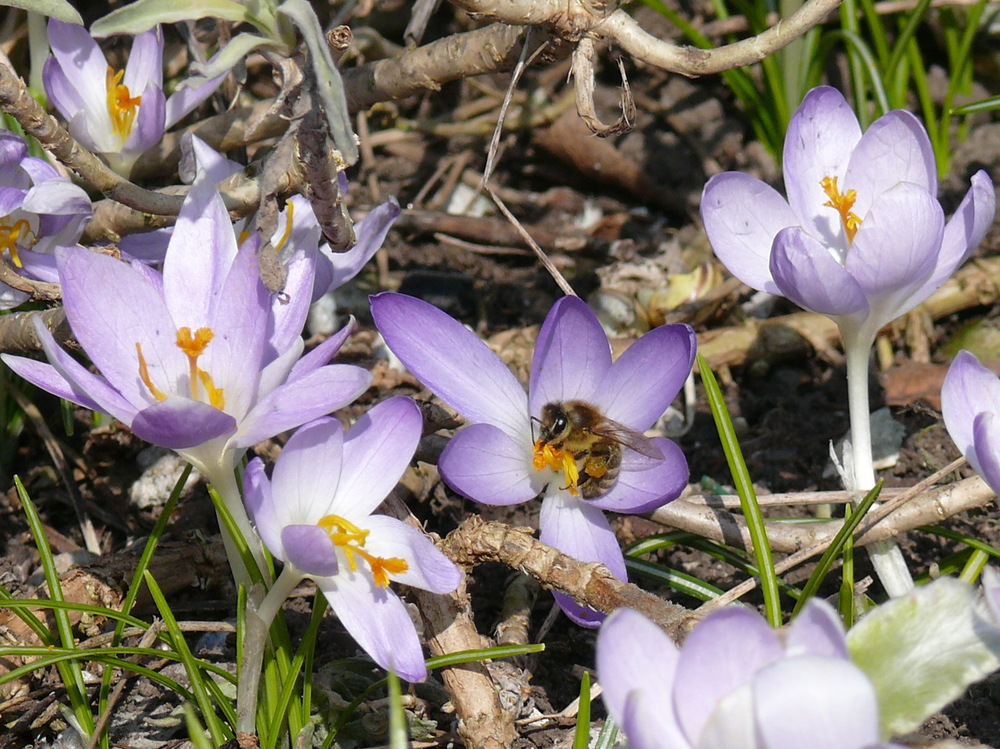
left=136, top=343, right=167, bottom=401
left=197, top=369, right=226, bottom=410
left=317, top=513, right=409, bottom=588
left=274, top=200, right=294, bottom=252
left=821, top=176, right=862, bottom=244
left=175, top=327, right=217, bottom=404
left=0, top=218, right=32, bottom=267
left=532, top=440, right=581, bottom=496
left=106, top=66, right=142, bottom=139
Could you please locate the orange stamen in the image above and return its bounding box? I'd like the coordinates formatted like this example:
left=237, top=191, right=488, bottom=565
left=106, top=67, right=142, bottom=139
left=274, top=199, right=295, bottom=252
left=317, top=513, right=409, bottom=587
left=0, top=218, right=33, bottom=267
left=532, top=440, right=581, bottom=496
left=136, top=343, right=167, bottom=401
left=821, top=176, right=862, bottom=244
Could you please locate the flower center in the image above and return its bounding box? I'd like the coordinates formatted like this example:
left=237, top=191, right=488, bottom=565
left=821, top=176, right=862, bottom=244
left=0, top=217, right=33, bottom=268
left=532, top=440, right=582, bottom=497
left=317, top=513, right=408, bottom=587
left=135, top=326, right=225, bottom=408
left=106, top=67, right=142, bottom=139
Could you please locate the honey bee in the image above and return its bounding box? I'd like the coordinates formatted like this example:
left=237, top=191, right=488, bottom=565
left=533, top=400, right=663, bottom=499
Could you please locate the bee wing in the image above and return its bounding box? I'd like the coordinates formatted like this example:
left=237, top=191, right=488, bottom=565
left=592, top=419, right=664, bottom=460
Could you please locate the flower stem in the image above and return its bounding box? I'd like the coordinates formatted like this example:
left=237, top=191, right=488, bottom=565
left=845, top=336, right=914, bottom=597
left=204, top=465, right=269, bottom=587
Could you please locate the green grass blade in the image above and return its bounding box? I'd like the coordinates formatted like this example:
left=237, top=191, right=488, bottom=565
left=960, top=549, right=991, bottom=584
left=387, top=671, right=409, bottom=749
left=572, top=671, right=592, bottom=749
left=425, top=643, right=545, bottom=669
left=626, top=558, right=724, bottom=601
left=593, top=716, right=619, bottom=749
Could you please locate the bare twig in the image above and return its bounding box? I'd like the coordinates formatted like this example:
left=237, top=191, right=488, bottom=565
left=571, top=37, right=634, bottom=137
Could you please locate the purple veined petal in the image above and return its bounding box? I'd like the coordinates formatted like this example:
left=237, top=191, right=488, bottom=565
left=845, top=109, right=937, bottom=220
left=0, top=186, right=26, bottom=216
left=438, top=423, right=539, bottom=506
left=281, top=524, right=340, bottom=577
left=2, top=353, right=100, bottom=414
left=235, top=363, right=371, bottom=449
left=785, top=598, right=849, bottom=659
left=130, top=396, right=236, bottom=449
left=122, top=28, right=163, bottom=93
left=162, top=178, right=239, bottom=327
left=770, top=226, right=868, bottom=316
left=752, top=657, right=880, bottom=749
left=46, top=20, right=108, bottom=122
left=124, top=84, right=166, bottom=155
left=56, top=245, right=183, bottom=404
left=595, top=323, right=696, bottom=430
left=269, top=231, right=317, bottom=354
left=318, top=571, right=428, bottom=682
left=622, top=689, right=693, bottom=749
left=701, top=172, right=797, bottom=293
left=258, top=338, right=303, bottom=399
left=331, top=397, right=422, bottom=519
left=846, top=182, right=944, bottom=327
left=185, top=134, right=243, bottom=184
left=244, top=457, right=282, bottom=558
left=596, top=608, right=683, bottom=739
left=783, top=86, right=862, bottom=244
left=587, top=437, right=688, bottom=513
left=118, top=227, right=171, bottom=263
left=22, top=180, right=92, bottom=216
left=287, top=317, right=354, bottom=381
left=164, top=71, right=227, bottom=129
left=0, top=131, right=28, bottom=165
left=272, top=416, right=344, bottom=526
left=973, top=411, right=1000, bottom=498
left=363, top=515, right=462, bottom=593
left=42, top=56, right=84, bottom=125
left=18, top=249, right=59, bottom=283
left=19, top=156, right=61, bottom=185
left=275, top=196, right=321, bottom=266
left=540, top=492, right=625, bottom=627
left=320, top=197, right=401, bottom=296
left=908, top=170, right=996, bottom=308
left=942, top=350, right=1000, bottom=478
left=529, top=296, right=612, bottom=416
left=673, top=607, right=782, bottom=742
left=371, top=292, right=530, bottom=437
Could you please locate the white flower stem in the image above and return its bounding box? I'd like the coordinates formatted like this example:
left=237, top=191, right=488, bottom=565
left=203, top=465, right=269, bottom=587
left=845, top=336, right=914, bottom=598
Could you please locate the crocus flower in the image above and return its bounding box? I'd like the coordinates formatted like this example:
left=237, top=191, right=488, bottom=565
left=942, top=350, right=1000, bottom=496
left=0, top=131, right=91, bottom=309
left=245, top=397, right=463, bottom=682
left=371, top=292, right=695, bottom=626
left=596, top=603, right=905, bottom=749
left=1, top=177, right=371, bottom=564
left=43, top=20, right=226, bottom=176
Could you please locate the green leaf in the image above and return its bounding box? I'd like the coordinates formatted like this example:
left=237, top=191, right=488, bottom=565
left=182, top=33, right=278, bottom=85
left=848, top=577, right=1000, bottom=736
left=12, top=1, right=82, bottom=24
left=91, top=0, right=251, bottom=37
left=572, top=671, right=591, bottom=749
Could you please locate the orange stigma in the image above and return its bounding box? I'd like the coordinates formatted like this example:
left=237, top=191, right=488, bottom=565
left=135, top=327, right=225, bottom=409
left=106, top=66, right=142, bottom=139
left=821, top=176, right=862, bottom=244
left=317, top=514, right=408, bottom=587
left=0, top=217, right=32, bottom=267
left=532, top=439, right=581, bottom=496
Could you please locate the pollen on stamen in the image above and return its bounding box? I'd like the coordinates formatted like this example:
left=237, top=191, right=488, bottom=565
left=318, top=513, right=408, bottom=588
left=0, top=218, right=32, bottom=268
left=820, top=176, right=863, bottom=244
left=106, top=67, right=142, bottom=139
left=136, top=343, right=167, bottom=401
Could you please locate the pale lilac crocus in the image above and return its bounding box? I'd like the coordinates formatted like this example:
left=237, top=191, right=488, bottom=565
left=1, top=178, right=370, bottom=572
left=372, top=293, right=695, bottom=626
left=702, top=86, right=995, bottom=597
left=245, top=397, right=463, bottom=682
left=942, top=350, right=1000, bottom=497
left=43, top=20, right=226, bottom=176
left=597, top=603, right=905, bottom=749
left=0, top=131, right=91, bottom=308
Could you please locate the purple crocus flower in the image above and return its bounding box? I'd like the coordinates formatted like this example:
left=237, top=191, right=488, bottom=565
left=596, top=603, right=905, bottom=749
left=0, top=131, right=91, bottom=309
left=1, top=178, right=370, bottom=554
left=942, top=350, right=1000, bottom=496
left=702, top=85, right=994, bottom=348
left=245, top=397, right=463, bottom=682
left=43, top=20, right=225, bottom=176
left=371, top=293, right=695, bottom=626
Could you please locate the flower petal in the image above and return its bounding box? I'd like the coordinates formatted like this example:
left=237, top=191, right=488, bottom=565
left=973, top=411, right=1000, bottom=498
left=244, top=457, right=282, bottom=558
left=164, top=71, right=227, bottom=128
left=371, top=292, right=529, bottom=437
left=122, top=28, right=163, bottom=94
left=287, top=317, right=355, bottom=381
left=701, top=172, right=796, bottom=293
left=942, top=350, right=1000, bottom=478
left=588, top=437, right=688, bottom=513
left=271, top=416, right=344, bottom=526
left=769, top=227, right=868, bottom=316
left=42, top=57, right=85, bottom=128
left=529, top=296, right=611, bottom=416
left=438, top=423, right=538, bottom=506
left=281, top=524, right=340, bottom=577
left=46, top=20, right=108, bottom=128
left=318, top=572, right=428, bottom=682
left=320, top=197, right=400, bottom=295
left=364, top=515, right=462, bottom=593
left=785, top=598, right=849, bottom=659
left=131, top=397, right=236, bottom=449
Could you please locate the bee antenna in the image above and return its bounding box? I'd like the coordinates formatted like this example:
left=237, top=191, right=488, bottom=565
left=530, top=413, right=541, bottom=441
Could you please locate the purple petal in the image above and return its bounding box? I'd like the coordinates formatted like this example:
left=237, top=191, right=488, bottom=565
left=438, top=423, right=538, bottom=506
left=123, top=28, right=163, bottom=93
left=282, top=524, right=340, bottom=577
left=18, top=249, right=59, bottom=283
left=318, top=573, right=428, bottom=682
left=164, top=72, right=227, bottom=128
left=783, top=86, right=861, bottom=243
left=530, top=296, right=612, bottom=416
left=785, top=598, right=849, bottom=659
left=701, top=172, right=797, bottom=293
left=0, top=186, right=25, bottom=216
left=588, top=437, right=688, bottom=513
left=43, top=56, right=84, bottom=125
left=118, top=228, right=171, bottom=263
left=286, top=318, right=354, bottom=381
left=320, top=197, right=401, bottom=295
left=124, top=84, right=166, bottom=154
left=131, top=397, right=236, bottom=449
left=364, top=515, right=462, bottom=593
left=20, top=155, right=61, bottom=185
left=22, top=180, right=92, bottom=216
left=3, top=353, right=102, bottom=412
left=235, top=363, right=371, bottom=448
left=332, top=396, right=422, bottom=518
left=46, top=20, right=107, bottom=119
left=371, top=292, right=529, bottom=437
left=244, top=457, right=281, bottom=557
left=673, top=608, right=782, bottom=742
left=770, top=227, right=868, bottom=316
left=752, top=657, right=879, bottom=749
left=272, top=416, right=344, bottom=527
left=942, top=350, right=1000, bottom=477
left=973, top=411, right=1000, bottom=498
left=981, top=566, right=1000, bottom=626
left=596, top=323, right=696, bottom=430
left=0, top=131, right=28, bottom=164
left=186, top=134, right=243, bottom=183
